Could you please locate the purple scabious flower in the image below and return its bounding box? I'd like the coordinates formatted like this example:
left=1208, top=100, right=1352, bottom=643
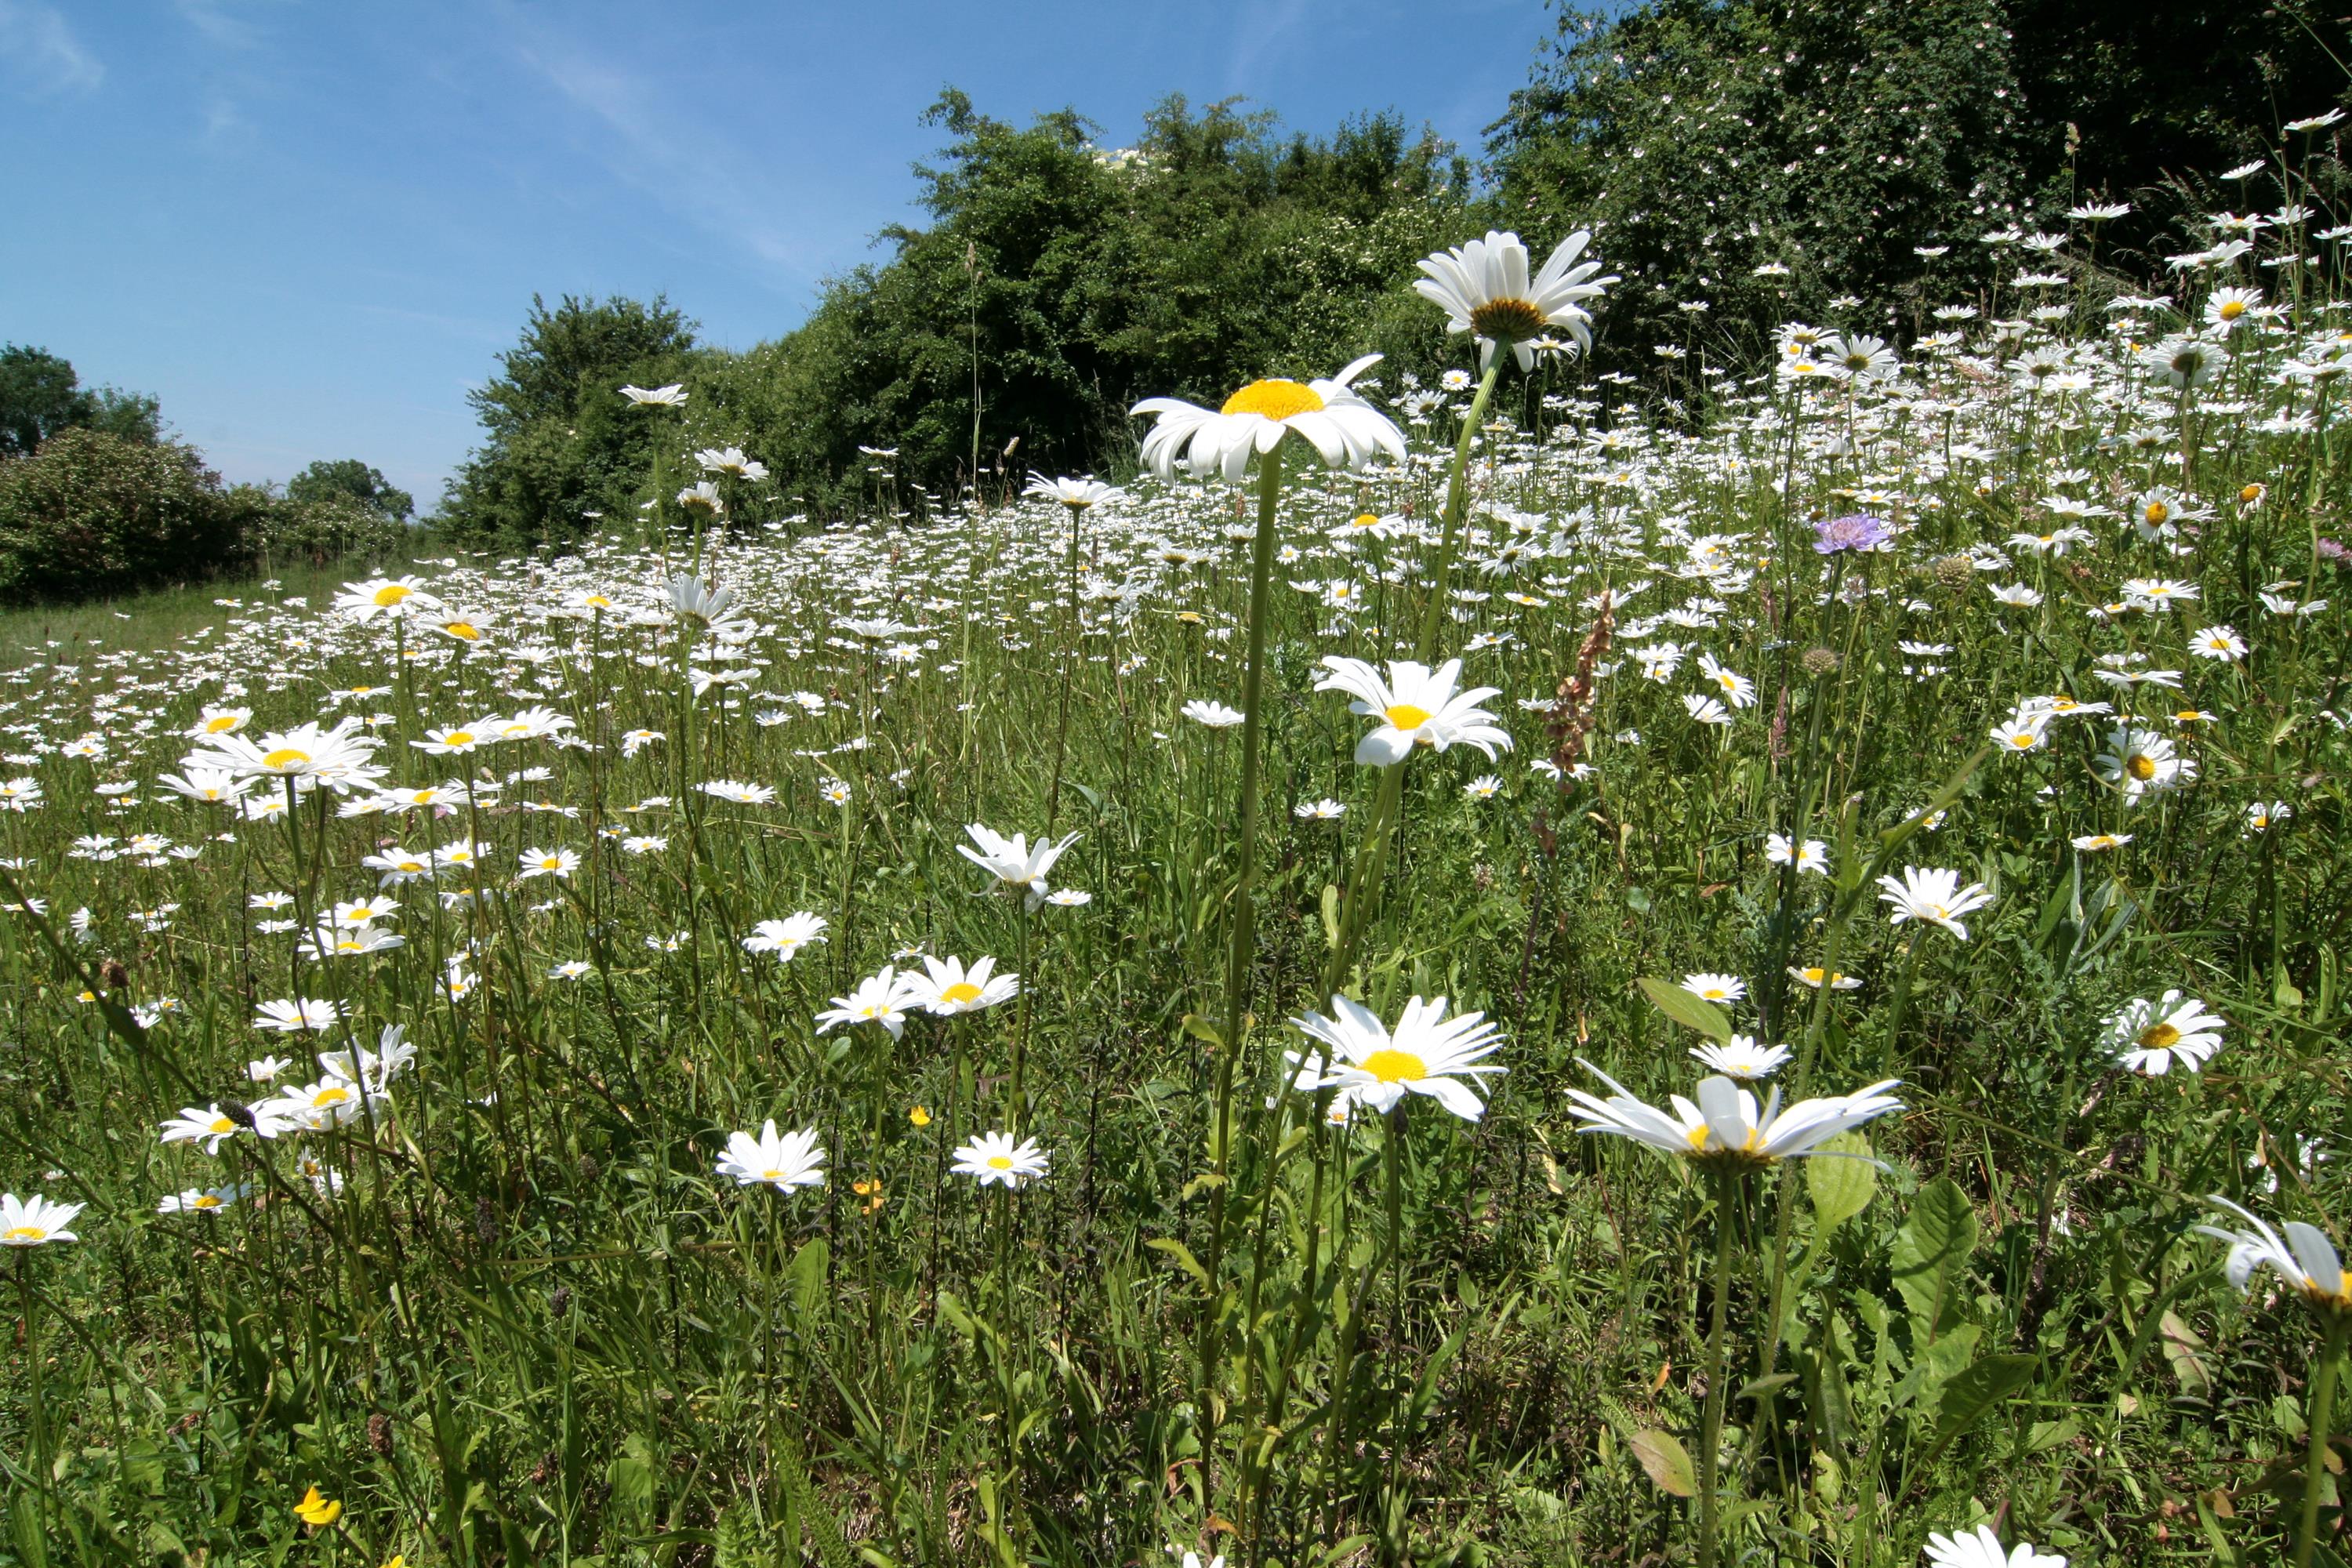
left=1813, top=514, right=1892, bottom=554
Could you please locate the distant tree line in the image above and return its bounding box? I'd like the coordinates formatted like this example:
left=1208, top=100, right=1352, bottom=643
left=0, top=344, right=416, bottom=604
left=439, top=0, right=2343, bottom=553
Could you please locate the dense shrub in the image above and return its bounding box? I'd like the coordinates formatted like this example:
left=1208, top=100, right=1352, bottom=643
left=0, top=428, right=248, bottom=603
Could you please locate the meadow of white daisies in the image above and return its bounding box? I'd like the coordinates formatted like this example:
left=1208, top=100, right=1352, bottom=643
left=5, top=137, right=2352, bottom=1568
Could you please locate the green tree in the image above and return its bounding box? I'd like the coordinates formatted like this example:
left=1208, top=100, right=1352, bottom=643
left=286, top=458, right=415, bottom=522
left=0, top=428, right=245, bottom=602
left=438, top=294, right=703, bottom=549
left=0, top=344, right=162, bottom=457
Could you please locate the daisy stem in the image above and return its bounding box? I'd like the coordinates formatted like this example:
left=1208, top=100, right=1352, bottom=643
left=16, top=1250, right=48, bottom=1518
left=1877, top=934, right=1926, bottom=1080
left=1416, top=358, right=1505, bottom=661
left=1697, top=1171, right=1739, bottom=1568
left=1198, top=441, right=1285, bottom=1467
left=2296, top=1314, right=2348, bottom=1568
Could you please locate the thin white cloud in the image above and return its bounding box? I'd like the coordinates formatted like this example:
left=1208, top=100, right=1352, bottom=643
left=509, top=26, right=826, bottom=288
left=0, top=0, right=102, bottom=94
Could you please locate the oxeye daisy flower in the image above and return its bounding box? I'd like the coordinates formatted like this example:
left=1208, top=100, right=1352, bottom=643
left=1765, top=833, right=1828, bottom=875
left=1566, top=1062, right=1901, bottom=1172
left=1922, top=1525, right=2067, bottom=1567
left=335, top=575, right=440, bottom=622
left=1290, top=993, right=1506, bottom=1121
left=1989, top=713, right=2051, bottom=752
left=1294, top=798, right=1347, bottom=820
left=2107, top=989, right=2226, bottom=1075
left=1682, top=972, right=1746, bottom=1004
left=1691, top=1035, right=1792, bottom=1081
left=1181, top=700, right=1246, bottom=729
left=698, top=779, right=776, bottom=805
left=1789, top=964, right=1864, bottom=991
left=1315, top=656, right=1511, bottom=765
left=1131, top=355, right=1405, bottom=485
left=2195, top=1195, right=2350, bottom=1314
left=2190, top=625, right=2247, bottom=661
left=715, top=1122, right=826, bottom=1192
left=742, top=913, right=829, bottom=964
left=953, top=1130, right=1050, bottom=1189
left=1023, top=473, right=1120, bottom=510
left=157, top=1185, right=245, bottom=1215
left=1877, top=866, right=1994, bottom=940
left=619, top=381, right=686, bottom=407
left=2093, top=726, right=2196, bottom=800
left=161, top=1104, right=249, bottom=1154
left=958, top=824, right=1080, bottom=907
left=0, top=1192, right=83, bottom=1246
left=816, top=967, right=920, bottom=1040
left=253, top=997, right=344, bottom=1033
left=517, top=846, right=578, bottom=880
left=183, top=718, right=381, bottom=794
left=908, top=954, right=1018, bottom=1016
left=1694, top=653, right=1756, bottom=708
left=2071, top=832, right=2132, bottom=851
left=1413, top=229, right=1617, bottom=369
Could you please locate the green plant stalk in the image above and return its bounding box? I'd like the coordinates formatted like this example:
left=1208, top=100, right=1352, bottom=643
left=1195, top=441, right=1286, bottom=1472
left=1698, top=1171, right=1739, bottom=1568
left=1415, top=357, right=1506, bottom=659
left=2296, top=1313, right=2348, bottom=1568
left=16, top=1250, right=46, bottom=1519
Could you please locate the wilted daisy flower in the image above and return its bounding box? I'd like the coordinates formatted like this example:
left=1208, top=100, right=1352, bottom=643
left=2107, top=990, right=2226, bottom=1075
left=1566, top=1063, right=1901, bottom=1171
left=1691, top=1035, right=1792, bottom=1081
left=743, top=913, right=829, bottom=964
left=953, top=1131, right=1050, bottom=1189
left=1877, top=867, right=1994, bottom=939
left=1412, top=228, right=1617, bottom=368
left=715, top=1122, right=826, bottom=1192
left=1316, top=656, right=1511, bottom=764
left=1290, top=994, right=1505, bottom=1121
left=1131, top=355, right=1405, bottom=485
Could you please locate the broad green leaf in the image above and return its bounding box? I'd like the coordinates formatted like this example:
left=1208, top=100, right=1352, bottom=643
left=789, top=1237, right=830, bottom=1319
left=1806, top=1133, right=1878, bottom=1232
left=1927, top=1352, right=2038, bottom=1459
left=1628, top=1428, right=1696, bottom=1496
left=1891, top=1177, right=1977, bottom=1341
left=2159, top=1311, right=2213, bottom=1396
left=1636, top=976, right=1734, bottom=1043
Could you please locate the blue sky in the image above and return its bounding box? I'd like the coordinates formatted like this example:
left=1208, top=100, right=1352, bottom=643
left=1, top=0, right=1555, bottom=509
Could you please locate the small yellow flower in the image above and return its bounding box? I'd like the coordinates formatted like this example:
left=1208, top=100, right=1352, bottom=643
left=908, top=1105, right=931, bottom=1128
left=294, top=1485, right=341, bottom=1528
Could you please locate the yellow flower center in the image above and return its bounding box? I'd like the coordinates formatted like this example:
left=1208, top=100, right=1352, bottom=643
left=987, top=1154, right=1014, bottom=1170
left=445, top=731, right=474, bottom=746
left=1359, top=1047, right=1428, bottom=1084
left=2241, top=484, right=2264, bottom=503
left=762, top=1168, right=788, bottom=1182
left=443, top=622, right=481, bottom=640
left=314, top=1087, right=350, bottom=1107
left=1351, top=514, right=1379, bottom=529
left=193, top=1193, right=222, bottom=1209
left=2146, top=503, right=2169, bottom=524
left=3, top=1225, right=44, bottom=1240
left=1469, top=297, right=1548, bottom=340
left=2010, top=732, right=2037, bottom=748
left=205, top=714, right=241, bottom=733
left=2137, top=1022, right=2182, bottom=1051
left=584, top=594, right=613, bottom=609
left=1221, top=379, right=1325, bottom=420
left=942, top=982, right=983, bottom=1005
left=1384, top=702, right=1432, bottom=731
left=262, top=748, right=311, bottom=770
left=210, top=1116, right=234, bottom=1134
left=2127, top=754, right=2157, bottom=781
left=2219, top=300, right=2246, bottom=320
left=373, top=584, right=411, bottom=607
